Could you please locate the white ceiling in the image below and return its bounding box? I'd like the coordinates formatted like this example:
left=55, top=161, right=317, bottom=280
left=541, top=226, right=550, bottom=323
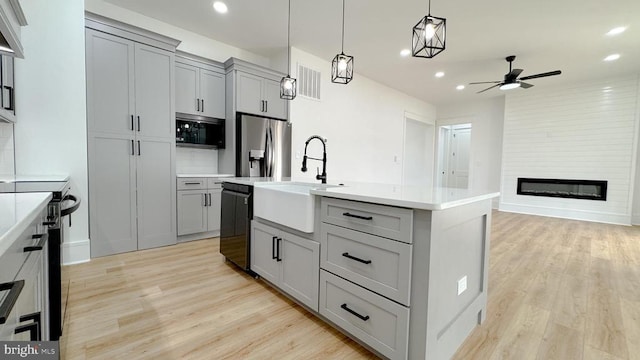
left=104, top=0, right=640, bottom=105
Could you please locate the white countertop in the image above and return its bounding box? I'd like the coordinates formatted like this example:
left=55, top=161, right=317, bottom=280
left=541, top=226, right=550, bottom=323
left=226, top=177, right=499, bottom=210
left=177, top=173, right=235, bottom=178
left=0, top=192, right=52, bottom=257
left=0, top=174, right=70, bottom=183
left=310, top=183, right=499, bottom=210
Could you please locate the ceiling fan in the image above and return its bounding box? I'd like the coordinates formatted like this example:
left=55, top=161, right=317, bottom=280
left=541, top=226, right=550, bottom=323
left=470, top=55, right=561, bottom=93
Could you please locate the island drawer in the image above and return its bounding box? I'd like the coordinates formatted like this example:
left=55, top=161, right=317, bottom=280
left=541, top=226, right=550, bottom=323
left=321, top=198, right=413, bottom=243
left=319, top=270, right=409, bottom=360
left=177, top=178, right=206, bottom=190
left=320, top=223, right=412, bottom=306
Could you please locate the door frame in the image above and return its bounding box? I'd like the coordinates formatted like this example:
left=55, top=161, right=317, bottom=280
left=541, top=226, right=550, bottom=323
left=401, top=111, right=436, bottom=187
left=436, top=117, right=473, bottom=189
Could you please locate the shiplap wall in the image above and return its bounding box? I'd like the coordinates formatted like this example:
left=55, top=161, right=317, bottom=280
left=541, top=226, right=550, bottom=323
left=500, top=76, right=640, bottom=224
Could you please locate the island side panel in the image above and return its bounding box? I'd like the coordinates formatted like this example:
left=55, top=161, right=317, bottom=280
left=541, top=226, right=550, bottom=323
left=409, top=199, right=493, bottom=360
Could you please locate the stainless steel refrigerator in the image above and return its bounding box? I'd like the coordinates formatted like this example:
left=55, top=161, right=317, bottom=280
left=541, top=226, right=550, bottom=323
left=220, top=114, right=291, bottom=272
left=236, top=114, right=291, bottom=178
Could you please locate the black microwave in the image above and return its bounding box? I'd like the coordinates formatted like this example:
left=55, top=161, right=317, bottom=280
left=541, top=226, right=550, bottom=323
left=176, top=113, right=225, bottom=149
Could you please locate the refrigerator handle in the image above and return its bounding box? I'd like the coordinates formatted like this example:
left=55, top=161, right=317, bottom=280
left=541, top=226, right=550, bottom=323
left=263, top=127, right=270, bottom=177
left=267, top=126, right=274, bottom=177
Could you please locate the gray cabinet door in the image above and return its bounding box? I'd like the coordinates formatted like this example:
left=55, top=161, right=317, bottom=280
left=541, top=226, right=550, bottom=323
left=263, top=78, right=287, bottom=120
left=134, top=43, right=174, bottom=139
left=200, top=69, right=225, bottom=119
left=177, top=190, right=207, bottom=236
left=280, top=233, right=320, bottom=311
left=207, top=189, right=222, bottom=232
left=89, top=135, right=137, bottom=257
left=236, top=71, right=263, bottom=116
left=250, top=221, right=279, bottom=284
left=85, top=29, right=135, bottom=136
left=136, top=139, right=177, bottom=250
left=175, top=62, right=198, bottom=114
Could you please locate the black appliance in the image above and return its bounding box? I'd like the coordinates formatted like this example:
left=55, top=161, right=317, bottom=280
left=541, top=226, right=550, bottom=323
left=0, top=177, right=81, bottom=341
left=176, top=112, right=225, bottom=149
left=220, top=182, right=253, bottom=272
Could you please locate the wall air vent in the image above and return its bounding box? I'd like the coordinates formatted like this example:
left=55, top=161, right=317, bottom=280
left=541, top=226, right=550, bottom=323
left=297, top=63, right=321, bottom=100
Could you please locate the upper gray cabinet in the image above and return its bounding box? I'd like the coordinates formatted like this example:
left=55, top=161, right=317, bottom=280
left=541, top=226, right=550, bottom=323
left=0, top=0, right=27, bottom=58
left=225, top=57, right=287, bottom=120
left=175, top=52, right=225, bottom=119
left=0, top=54, right=15, bottom=122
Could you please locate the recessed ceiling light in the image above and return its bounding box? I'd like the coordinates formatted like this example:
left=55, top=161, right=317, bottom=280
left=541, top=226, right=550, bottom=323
left=400, top=49, right=411, bottom=57
left=456, top=85, right=465, bottom=90
left=213, top=1, right=228, bottom=14
left=435, top=71, right=445, bottom=78
left=604, top=54, right=620, bottom=61
left=606, top=26, right=626, bottom=36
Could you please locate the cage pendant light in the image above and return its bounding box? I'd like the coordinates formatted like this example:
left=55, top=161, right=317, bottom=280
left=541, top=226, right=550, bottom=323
left=411, top=0, right=446, bottom=58
left=280, top=0, right=296, bottom=100
left=331, top=0, right=354, bottom=84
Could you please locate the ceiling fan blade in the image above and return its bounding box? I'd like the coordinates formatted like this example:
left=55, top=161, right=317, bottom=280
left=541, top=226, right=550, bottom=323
left=520, top=70, right=561, bottom=81
left=509, top=69, right=523, bottom=78
left=519, top=82, right=534, bottom=89
left=469, top=81, right=501, bottom=85
left=477, top=84, right=501, bottom=93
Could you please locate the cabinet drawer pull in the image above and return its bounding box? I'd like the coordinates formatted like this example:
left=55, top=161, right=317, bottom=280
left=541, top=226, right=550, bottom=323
left=342, top=252, right=372, bottom=264
left=201, top=99, right=204, bottom=112
left=17, top=312, right=41, bottom=341
left=137, top=116, right=141, bottom=132
left=342, top=212, right=373, bottom=220
left=272, top=236, right=278, bottom=260
left=25, top=233, right=48, bottom=252
left=208, top=193, right=212, bottom=207
left=130, top=115, right=134, bottom=131
left=340, top=303, right=370, bottom=321
left=0, top=280, right=25, bottom=325
left=184, top=182, right=201, bottom=185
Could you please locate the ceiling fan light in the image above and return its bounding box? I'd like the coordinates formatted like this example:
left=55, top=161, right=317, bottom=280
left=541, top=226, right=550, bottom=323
left=499, top=82, right=521, bottom=90
left=412, top=15, right=446, bottom=58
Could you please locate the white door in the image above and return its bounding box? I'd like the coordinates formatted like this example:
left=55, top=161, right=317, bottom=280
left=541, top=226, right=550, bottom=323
left=448, top=127, right=471, bottom=188
left=402, top=118, right=435, bottom=187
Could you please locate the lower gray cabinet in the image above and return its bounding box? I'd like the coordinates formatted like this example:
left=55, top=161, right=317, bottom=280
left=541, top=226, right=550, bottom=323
left=176, top=178, right=222, bottom=237
left=250, top=221, right=320, bottom=311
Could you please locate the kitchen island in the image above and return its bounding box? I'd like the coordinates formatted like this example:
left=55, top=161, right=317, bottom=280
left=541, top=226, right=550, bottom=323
left=247, top=180, right=499, bottom=360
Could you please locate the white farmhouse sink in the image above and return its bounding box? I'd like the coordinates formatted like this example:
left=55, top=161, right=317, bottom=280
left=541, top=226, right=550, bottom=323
left=254, top=182, right=338, bottom=233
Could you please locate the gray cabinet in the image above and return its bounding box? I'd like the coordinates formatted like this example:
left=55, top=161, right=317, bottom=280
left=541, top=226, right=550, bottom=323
left=251, top=221, right=319, bottom=311
left=86, top=24, right=178, bottom=258
left=0, top=0, right=27, bottom=58
left=0, top=54, right=15, bottom=122
left=236, top=71, right=286, bottom=119
left=176, top=177, right=222, bottom=238
left=175, top=52, right=225, bottom=118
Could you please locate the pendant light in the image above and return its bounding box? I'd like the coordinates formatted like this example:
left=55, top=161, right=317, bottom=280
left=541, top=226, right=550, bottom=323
left=411, top=0, right=446, bottom=58
left=331, top=0, right=353, bottom=84
left=280, top=0, right=296, bottom=100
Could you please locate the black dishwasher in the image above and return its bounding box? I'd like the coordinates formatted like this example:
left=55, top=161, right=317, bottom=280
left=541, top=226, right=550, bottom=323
left=220, top=182, right=253, bottom=272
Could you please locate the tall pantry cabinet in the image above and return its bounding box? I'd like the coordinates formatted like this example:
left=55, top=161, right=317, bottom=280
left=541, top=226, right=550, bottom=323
left=85, top=14, right=181, bottom=257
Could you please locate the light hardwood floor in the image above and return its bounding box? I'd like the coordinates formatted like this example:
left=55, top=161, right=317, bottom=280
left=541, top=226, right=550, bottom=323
left=61, top=211, right=640, bottom=359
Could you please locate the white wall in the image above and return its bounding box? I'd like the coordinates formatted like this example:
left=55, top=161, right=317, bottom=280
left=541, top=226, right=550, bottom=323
left=175, top=147, right=219, bottom=174
left=0, top=123, right=13, bottom=175
left=436, top=97, right=505, bottom=207
left=14, top=0, right=89, bottom=263
left=84, top=0, right=270, bottom=67
left=500, top=76, right=640, bottom=225
left=289, top=48, right=435, bottom=185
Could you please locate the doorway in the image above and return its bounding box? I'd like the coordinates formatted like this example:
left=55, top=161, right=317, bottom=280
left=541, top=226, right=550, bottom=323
left=437, top=123, right=472, bottom=189
left=402, top=114, right=435, bottom=187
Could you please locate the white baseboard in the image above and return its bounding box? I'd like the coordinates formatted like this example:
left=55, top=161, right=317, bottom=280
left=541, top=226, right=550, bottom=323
left=62, top=239, right=90, bottom=265
left=499, top=202, right=631, bottom=225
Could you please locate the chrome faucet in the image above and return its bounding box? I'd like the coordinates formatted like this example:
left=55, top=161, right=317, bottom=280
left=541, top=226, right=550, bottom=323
left=301, top=135, right=327, bottom=184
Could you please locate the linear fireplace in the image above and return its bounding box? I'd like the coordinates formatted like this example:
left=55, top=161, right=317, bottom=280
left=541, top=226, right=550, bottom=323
left=517, top=178, right=607, bottom=201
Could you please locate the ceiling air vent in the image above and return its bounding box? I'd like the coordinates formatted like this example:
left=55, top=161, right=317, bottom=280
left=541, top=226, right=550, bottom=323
left=297, top=63, right=321, bottom=100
